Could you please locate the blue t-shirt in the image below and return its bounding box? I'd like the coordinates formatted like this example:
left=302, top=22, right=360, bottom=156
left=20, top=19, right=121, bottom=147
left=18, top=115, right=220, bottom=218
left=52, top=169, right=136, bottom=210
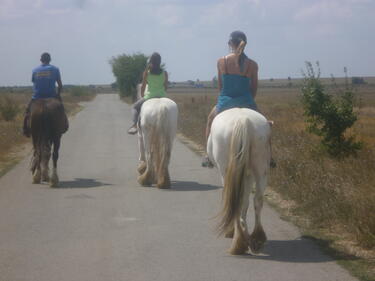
left=31, top=64, right=61, bottom=99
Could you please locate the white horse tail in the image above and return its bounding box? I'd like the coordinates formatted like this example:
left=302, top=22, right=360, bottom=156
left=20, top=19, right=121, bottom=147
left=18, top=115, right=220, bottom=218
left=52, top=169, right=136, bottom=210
left=149, top=103, right=172, bottom=188
left=218, top=117, right=253, bottom=236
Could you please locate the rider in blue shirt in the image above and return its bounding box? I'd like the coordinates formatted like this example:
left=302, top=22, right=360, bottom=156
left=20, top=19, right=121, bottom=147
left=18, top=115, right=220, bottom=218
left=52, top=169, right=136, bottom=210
left=23, top=53, right=68, bottom=137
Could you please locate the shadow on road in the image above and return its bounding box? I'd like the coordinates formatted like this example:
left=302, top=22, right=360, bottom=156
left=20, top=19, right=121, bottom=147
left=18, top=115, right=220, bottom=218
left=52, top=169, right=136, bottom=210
left=233, top=237, right=358, bottom=263
left=58, top=178, right=112, bottom=188
left=169, top=180, right=220, bottom=191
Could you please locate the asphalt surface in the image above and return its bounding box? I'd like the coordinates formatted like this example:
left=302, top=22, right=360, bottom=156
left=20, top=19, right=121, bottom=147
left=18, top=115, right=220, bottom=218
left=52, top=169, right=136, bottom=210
left=0, top=94, right=357, bottom=281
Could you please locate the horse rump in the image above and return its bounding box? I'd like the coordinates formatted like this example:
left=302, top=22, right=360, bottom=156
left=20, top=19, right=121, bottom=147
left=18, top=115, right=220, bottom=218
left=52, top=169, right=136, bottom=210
left=30, top=98, right=65, bottom=184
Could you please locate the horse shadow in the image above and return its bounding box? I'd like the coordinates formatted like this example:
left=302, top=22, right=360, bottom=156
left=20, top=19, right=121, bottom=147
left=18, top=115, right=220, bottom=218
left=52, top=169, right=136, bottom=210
left=232, top=236, right=359, bottom=263
left=169, top=180, right=220, bottom=191
left=58, top=178, right=112, bottom=189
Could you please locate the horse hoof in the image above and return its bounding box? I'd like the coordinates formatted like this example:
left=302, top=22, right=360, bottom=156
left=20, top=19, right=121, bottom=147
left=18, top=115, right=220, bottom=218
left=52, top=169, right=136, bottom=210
left=32, top=178, right=41, bottom=184
left=50, top=174, right=59, bottom=187
left=42, top=175, right=50, bottom=182
left=137, top=162, right=147, bottom=174
left=249, top=229, right=267, bottom=254
left=32, top=171, right=41, bottom=184
left=228, top=240, right=249, bottom=255
left=157, top=183, right=170, bottom=189
left=137, top=176, right=152, bottom=187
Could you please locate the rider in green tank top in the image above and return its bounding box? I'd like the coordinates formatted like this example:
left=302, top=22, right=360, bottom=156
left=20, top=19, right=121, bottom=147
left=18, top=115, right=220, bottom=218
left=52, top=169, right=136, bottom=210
left=127, top=52, right=168, bottom=135
left=144, top=71, right=166, bottom=100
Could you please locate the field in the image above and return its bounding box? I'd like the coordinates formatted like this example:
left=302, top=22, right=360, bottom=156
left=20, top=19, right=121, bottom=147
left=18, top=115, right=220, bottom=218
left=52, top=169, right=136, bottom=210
left=0, top=87, right=96, bottom=175
left=169, top=79, right=375, bottom=280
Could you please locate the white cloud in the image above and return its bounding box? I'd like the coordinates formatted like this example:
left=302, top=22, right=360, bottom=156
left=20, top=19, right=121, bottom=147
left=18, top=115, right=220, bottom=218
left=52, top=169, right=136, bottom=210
left=294, top=0, right=373, bottom=23
left=155, top=4, right=185, bottom=26
left=294, top=0, right=352, bottom=22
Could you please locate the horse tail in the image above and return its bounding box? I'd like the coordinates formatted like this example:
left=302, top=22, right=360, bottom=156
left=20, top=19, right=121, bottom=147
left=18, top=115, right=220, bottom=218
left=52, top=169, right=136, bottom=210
left=30, top=102, right=52, bottom=173
left=149, top=103, right=172, bottom=184
left=217, top=116, right=253, bottom=236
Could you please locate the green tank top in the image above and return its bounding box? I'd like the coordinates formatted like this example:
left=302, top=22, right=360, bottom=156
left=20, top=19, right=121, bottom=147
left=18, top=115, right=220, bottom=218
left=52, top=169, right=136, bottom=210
left=144, top=71, right=166, bottom=100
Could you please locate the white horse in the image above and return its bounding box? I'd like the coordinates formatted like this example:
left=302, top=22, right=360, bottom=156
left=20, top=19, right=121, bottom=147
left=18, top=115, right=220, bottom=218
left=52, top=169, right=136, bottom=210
left=136, top=94, right=178, bottom=189
left=207, top=108, right=272, bottom=255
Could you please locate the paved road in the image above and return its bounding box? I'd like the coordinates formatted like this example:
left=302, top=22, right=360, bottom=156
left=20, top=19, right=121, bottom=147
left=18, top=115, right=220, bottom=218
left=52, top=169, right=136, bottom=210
left=0, top=94, right=356, bottom=281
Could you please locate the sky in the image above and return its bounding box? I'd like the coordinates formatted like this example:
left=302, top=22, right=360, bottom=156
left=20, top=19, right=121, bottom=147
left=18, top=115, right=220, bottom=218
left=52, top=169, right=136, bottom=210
left=0, top=0, right=374, bottom=86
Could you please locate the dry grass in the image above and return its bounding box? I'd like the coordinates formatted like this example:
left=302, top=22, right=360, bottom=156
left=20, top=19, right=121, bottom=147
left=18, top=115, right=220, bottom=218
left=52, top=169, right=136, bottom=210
left=0, top=88, right=96, bottom=174
left=169, top=83, right=375, bottom=280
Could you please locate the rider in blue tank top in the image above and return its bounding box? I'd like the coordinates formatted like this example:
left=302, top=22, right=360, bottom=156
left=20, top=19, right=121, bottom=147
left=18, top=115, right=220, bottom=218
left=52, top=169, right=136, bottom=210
left=216, top=61, right=257, bottom=113
left=202, top=31, right=263, bottom=167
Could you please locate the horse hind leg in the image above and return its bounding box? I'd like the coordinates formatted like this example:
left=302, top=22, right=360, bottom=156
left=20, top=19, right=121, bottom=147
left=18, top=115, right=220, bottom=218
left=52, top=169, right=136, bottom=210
left=41, top=141, right=51, bottom=182
left=137, top=150, right=153, bottom=186
left=229, top=218, right=249, bottom=255
left=156, top=136, right=172, bottom=189
left=32, top=150, right=42, bottom=184
left=249, top=174, right=267, bottom=254
left=228, top=178, right=252, bottom=254
left=50, top=137, right=60, bottom=187
left=137, top=127, right=147, bottom=175
left=225, top=177, right=252, bottom=239
left=156, top=167, right=170, bottom=189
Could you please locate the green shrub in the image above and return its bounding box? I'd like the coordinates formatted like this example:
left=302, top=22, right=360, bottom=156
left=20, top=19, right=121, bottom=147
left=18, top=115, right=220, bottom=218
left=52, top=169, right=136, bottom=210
left=69, top=86, right=89, bottom=97
left=301, top=62, right=362, bottom=157
left=109, top=53, right=148, bottom=98
left=0, top=95, right=19, bottom=121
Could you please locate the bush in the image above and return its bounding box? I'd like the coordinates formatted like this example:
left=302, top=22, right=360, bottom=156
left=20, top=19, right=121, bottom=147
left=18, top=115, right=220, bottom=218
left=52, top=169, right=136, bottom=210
left=0, top=95, right=19, bottom=121
left=301, top=62, right=362, bottom=157
left=110, top=53, right=148, bottom=98
left=69, top=86, right=90, bottom=97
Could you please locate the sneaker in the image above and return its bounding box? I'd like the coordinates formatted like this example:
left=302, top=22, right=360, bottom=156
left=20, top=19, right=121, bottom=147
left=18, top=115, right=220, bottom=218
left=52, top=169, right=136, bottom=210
left=127, top=126, right=138, bottom=135
left=202, top=156, right=214, bottom=168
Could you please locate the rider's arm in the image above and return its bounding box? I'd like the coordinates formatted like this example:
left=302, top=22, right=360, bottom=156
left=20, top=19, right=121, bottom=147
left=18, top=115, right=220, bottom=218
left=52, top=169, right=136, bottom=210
left=217, top=59, right=223, bottom=91
left=140, top=70, right=148, bottom=98
left=164, top=71, right=168, bottom=91
left=57, top=78, right=63, bottom=101
left=250, top=61, right=258, bottom=99
left=55, top=68, right=63, bottom=101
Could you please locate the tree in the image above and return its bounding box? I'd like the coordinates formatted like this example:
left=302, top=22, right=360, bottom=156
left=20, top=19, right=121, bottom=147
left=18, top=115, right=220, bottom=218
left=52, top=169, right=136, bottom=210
left=109, top=53, right=148, bottom=98
left=301, top=62, right=362, bottom=157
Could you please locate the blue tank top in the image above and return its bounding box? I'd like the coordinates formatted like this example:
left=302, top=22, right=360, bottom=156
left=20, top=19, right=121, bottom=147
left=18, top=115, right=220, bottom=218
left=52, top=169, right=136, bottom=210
left=216, top=57, right=257, bottom=113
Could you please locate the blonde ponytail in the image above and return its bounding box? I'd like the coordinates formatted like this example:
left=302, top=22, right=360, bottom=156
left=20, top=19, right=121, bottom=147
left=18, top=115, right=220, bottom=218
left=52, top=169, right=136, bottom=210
left=235, top=40, right=246, bottom=56
left=234, top=40, right=247, bottom=72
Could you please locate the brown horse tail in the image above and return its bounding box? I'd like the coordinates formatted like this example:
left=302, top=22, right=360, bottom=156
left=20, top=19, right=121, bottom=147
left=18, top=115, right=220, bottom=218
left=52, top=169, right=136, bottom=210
left=217, top=117, right=253, bottom=236
left=30, top=101, right=52, bottom=174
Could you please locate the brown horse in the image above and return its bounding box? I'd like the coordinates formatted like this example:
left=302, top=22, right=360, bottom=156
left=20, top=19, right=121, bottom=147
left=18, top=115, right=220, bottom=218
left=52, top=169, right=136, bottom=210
left=29, top=98, right=67, bottom=187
